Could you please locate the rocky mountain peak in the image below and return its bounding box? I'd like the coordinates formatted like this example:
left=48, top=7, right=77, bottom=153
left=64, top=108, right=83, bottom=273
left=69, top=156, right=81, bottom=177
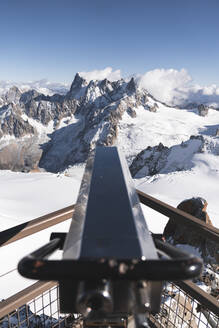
left=0, top=74, right=176, bottom=172
left=198, top=104, right=209, bottom=116
left=98, top=78, right=114, bottom=94
left=129, top=135, right=205, bottom=178
left=69, top=73, right=87, bottom=93
left=9, top=86, right=20, bottom=92
left=126, top=77, right=137, bottom=94
left=87, top=79, right=95, bottom=88
left=0, top=109, right=35, bottom=138
left=3, top=86, right=21, bottom=104
left=20, top=89, right=40, bottom=104
left=99, top=78, right=109, bottom=88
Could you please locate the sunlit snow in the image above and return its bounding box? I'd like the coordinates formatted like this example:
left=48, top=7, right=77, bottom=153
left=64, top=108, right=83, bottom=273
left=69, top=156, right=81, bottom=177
left=0, top=102, right=219, bottom=300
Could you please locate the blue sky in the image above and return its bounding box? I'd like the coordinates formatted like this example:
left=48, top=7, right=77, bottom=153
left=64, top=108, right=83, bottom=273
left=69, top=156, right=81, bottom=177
left=0, top=0, right=219, bottom=85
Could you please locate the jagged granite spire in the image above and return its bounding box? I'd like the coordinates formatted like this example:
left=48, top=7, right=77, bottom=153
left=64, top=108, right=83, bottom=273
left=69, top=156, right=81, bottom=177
left=3, top=86, right=22, bottom=104
left=0, top=72, right=165, bottom=172
left=69, top=73, right=87, bottom=93
left=126, top=77, right=137, bottom=93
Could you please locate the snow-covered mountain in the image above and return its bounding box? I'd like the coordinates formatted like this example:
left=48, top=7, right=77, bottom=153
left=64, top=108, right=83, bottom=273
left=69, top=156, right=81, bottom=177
left=0, top=73, right=218, bottom=173
left=130, top=135, right=219, bottom=178
left=0, top=74, right=161, bottom=172
left=1, top=74, right=219, bottom=301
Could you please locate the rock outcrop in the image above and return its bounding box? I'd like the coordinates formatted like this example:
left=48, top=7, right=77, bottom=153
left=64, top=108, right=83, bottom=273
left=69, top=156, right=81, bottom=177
left=1, top=106, right=35, bottom=138
left=129, top=135, right=204, bottom=178
left=0, top=136, right=42, bottom=172
left=198, top=104, right=209, bottom=116
left=2, top=86, right=22, bottom=105
left=129, top=143, right=169, bottom=177
left=163, top=197, right=218, bottom=263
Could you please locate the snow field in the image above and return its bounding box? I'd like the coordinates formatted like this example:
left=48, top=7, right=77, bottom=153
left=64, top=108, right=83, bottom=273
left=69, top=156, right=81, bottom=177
left=0, top=103, right=219, bottom=303
left=118, top=105, right=219, bottom=160
left=0, top=168, right=84, bottom=299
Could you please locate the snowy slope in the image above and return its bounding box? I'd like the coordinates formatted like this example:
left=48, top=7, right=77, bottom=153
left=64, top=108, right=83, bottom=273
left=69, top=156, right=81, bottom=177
left=137, top=167, right=219, bottom=231
left=0, top=168, right=84, bottom=229
left=118, top=105, right=219, bottom=162
left=0, top=166, right=85, bottom=299
left=120, top=105, right=219, bottom=231
left=1, top=156, right=219, bottom=299
left=1, top=75, right=219, bottom=300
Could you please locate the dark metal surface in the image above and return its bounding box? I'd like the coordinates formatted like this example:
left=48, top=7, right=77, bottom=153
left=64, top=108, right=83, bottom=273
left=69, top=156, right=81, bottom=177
left=18, top=147, right=202, bottom=282
left=2, top=145, right=218, bottom=326
left=18, top=236, right=202, bottom=281
left=17, top=146, right=205, bottom=321
left=63, top=147, right=158, bottom=260
left=76, top=280, right=113, bottom=315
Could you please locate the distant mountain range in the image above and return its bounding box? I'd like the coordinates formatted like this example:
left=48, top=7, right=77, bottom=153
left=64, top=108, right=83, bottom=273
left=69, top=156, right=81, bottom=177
left=0, top=73, right=218, bottom=173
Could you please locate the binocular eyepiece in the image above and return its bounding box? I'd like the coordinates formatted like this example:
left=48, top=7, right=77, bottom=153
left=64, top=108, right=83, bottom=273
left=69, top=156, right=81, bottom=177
left=76, top=280, right=113, bottom=316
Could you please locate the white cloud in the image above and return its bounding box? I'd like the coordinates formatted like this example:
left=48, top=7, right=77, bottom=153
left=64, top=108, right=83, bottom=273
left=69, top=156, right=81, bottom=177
left=137, top=68, right=219, bottom=107
left=137, top=68, right=192, bottom=105
left=79, top=67, right=122, bottom=82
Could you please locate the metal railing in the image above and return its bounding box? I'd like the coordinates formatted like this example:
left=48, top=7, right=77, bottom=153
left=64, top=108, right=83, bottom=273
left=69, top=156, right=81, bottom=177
left=0, top=281, right=56, bottom=319
left=177, top=281, right=219, bottom=318
left=149, top=282, right=219, bottom=328
left=0, top=206, right=75, bottom=327
left=0, top=190, right=218, bottom=327
left=1, top=189, right=218, bottom=249
left=0, top=281, right=82, bottom=328
left=0, top=205, right=74, bottom=247
left=137, top=190, right=219, bottom=243
left=137, top=190, right=219, bottom=322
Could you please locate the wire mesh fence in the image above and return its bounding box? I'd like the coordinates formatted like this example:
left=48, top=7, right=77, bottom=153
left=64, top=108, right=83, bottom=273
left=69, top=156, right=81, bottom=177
left=0, top=284, right=81, bottom=328
left=0, top=281, right=218, bottom=328
left=149, top=282, right=219, bottom=328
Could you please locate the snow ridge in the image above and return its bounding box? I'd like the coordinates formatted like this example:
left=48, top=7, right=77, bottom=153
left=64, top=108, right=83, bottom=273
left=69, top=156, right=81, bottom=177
left=0, top=74, right=161, bottom=172
left=0, top=73, right=219, bottom=173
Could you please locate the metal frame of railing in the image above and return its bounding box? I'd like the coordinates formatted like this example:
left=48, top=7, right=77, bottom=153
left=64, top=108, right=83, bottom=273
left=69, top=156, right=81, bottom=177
left=148, top=282, right=219, bottom=328
left=0, top=205, right=76, bottom=328
left=137, top=190, right=219, bottom=243
left=0, top=281, right=57, bottom=319
left=137, top=190, right=219, bottom=319
left=0, top=190, right=218, bottom=326
left=0, top=205, right=74, bottom=247
left=0, top=281, right=82, bottom=328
